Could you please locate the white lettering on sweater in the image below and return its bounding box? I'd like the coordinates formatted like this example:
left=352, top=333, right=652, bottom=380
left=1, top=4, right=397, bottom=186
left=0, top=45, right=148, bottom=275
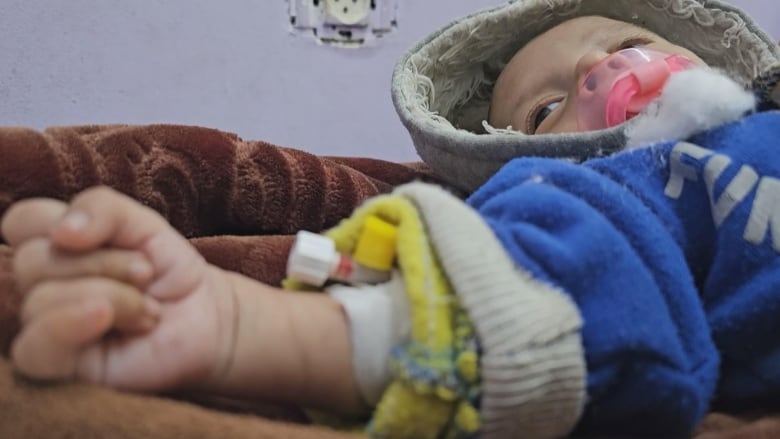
left=665, top=141, right=780, bottom=251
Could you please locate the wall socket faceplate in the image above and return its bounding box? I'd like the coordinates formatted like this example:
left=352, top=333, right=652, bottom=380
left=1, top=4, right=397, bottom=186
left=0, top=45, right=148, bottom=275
left=288, top=0, right=398, bottom=47
left=323, top=0, right=371, bottom=25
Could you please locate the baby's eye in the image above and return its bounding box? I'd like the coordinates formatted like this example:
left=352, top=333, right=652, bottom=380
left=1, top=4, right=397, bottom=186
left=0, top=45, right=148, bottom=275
left=530, top=99, right=562, bottom=134
left=613, top=36, right=653, bottom=52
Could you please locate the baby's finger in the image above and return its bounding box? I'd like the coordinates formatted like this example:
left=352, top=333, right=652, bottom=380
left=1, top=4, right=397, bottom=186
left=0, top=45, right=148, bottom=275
left=49, top=186, right=170, bottom=251
left=13, top=238, right=155, bottom=292
left=20, top=277, right=160, bottom=333
left=11, top=297, right=114, bottom=381
left=49, top=186, right=206, bottom=300
left=1, top=198, right=68, bottom=246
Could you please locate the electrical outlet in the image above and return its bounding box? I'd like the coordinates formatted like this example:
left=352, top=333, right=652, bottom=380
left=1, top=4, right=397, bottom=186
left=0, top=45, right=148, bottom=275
left=324, top=0, right=370, bottom=25
left=288, top=0, right=398, bottom=47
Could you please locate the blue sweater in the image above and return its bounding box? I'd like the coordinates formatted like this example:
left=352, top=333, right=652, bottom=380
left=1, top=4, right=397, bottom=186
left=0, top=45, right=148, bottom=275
left=467, top=111, right=780, bottom=436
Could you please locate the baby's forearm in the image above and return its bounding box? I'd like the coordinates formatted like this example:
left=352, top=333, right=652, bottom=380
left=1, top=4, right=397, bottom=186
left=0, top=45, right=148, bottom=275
left=198, top=268, right=365, bottom=415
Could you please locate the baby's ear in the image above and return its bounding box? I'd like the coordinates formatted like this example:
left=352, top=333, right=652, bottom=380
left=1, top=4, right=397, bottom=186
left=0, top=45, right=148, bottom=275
left=624, top=68, right=755, bottom=150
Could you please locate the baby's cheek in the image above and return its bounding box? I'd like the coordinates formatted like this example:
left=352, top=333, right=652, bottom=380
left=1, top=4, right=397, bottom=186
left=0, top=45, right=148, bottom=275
left=548, top=116, right=580, bottom=134
left=658, top=42, right=707, bottom=68
left=544, top=101, right=580, bottom=135
left=487, top=100, right=515, bottom=130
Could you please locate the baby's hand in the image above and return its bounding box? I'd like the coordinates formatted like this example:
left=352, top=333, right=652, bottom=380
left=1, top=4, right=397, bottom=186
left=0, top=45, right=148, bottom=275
left=1, top=187, right=236, bottom=393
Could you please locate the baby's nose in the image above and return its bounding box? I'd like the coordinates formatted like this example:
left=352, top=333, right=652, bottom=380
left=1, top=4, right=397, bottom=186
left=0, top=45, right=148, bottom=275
left=575, top=51, right=607, bottom=86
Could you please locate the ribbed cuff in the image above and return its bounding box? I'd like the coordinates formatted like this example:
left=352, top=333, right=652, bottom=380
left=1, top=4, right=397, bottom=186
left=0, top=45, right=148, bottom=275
left=397, top=182, right=586, bottom=439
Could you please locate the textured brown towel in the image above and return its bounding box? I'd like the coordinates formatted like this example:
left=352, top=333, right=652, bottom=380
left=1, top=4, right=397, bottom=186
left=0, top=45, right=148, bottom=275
left=0, top=124, right=441, bottom=439
left=0, top=124, right=443, bottom=239
left=0, top=124, right=777, bottom=439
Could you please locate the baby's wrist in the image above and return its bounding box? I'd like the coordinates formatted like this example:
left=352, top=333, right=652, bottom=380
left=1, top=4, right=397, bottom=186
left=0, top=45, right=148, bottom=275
left=185, top=268, right=364, bottom=414
left=190, top=265, right=242, bottom=392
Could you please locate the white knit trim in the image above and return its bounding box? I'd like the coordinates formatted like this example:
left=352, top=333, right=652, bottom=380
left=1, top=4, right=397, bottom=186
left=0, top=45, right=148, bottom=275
left=397, top=182, right=586, bottom=439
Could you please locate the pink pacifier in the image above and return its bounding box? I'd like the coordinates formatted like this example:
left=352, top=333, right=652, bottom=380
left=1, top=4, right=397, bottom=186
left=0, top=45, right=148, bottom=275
left=577, top=47, right=695, bottom=131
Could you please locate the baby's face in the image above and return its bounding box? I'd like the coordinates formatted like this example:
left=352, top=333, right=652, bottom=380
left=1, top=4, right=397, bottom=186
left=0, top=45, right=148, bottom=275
left=489, top=16, right=706, bottom=135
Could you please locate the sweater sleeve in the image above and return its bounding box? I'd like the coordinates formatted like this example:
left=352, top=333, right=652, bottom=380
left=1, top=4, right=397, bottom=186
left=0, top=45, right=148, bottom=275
left=466, top=143, right=720, bottom=436
left=669, top=111, right=780, bottom=407
left=589, top=111, right=780, bottom=408
left=466, top=111, right=780, bottom=436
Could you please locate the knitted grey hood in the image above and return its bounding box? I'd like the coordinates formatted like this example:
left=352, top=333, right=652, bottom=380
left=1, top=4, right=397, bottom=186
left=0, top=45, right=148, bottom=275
left=392, top=0, right=780, bottom=192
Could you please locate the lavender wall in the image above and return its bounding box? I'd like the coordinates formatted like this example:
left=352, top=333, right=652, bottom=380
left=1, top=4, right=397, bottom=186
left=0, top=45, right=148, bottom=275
left=730, top=0, right=780, bottom=40
left=1, top=1, right=777, bottom=161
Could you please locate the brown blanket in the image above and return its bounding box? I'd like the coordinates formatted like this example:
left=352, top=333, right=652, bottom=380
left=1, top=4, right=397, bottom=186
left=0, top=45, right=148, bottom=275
left=0, top=124, right=775, bottom=438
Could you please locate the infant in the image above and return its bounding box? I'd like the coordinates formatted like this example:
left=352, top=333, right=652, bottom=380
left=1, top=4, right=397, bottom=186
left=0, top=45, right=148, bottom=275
left=4, top=9, right=780, bottom=439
